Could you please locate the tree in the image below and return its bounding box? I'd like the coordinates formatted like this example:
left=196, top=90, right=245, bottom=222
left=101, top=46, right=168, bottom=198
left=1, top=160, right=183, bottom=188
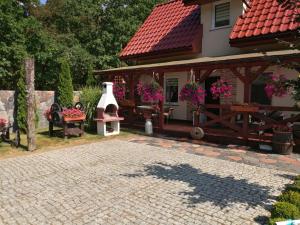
left=56, top=57, right=74, bottom=107
left=16, top=67, right=27, bottom=133
left=86, top=63, right=96, bottom=86
left=1, top=0, right=166, bottom=90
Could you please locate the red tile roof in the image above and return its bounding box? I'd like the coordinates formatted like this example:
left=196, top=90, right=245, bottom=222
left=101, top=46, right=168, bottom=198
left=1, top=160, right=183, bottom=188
left=230, top=0, right=300, bottom=41
left=120, top=0, right=202, bottom=60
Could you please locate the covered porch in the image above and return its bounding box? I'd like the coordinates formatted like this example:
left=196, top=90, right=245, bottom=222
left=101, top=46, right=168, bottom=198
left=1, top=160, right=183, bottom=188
left=95, top=50, right=300, bottom=146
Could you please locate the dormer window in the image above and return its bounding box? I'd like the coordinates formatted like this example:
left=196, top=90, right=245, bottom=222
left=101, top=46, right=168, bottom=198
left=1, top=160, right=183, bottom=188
left=212, top=1, right=230, bottom=29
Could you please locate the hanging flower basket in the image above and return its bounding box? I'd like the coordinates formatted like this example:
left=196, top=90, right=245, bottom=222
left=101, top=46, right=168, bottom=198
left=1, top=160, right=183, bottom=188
left=264, top=74, right=289, bottom=98
left=179, top=82, right=206, bottom=108
left=137, top=80, right=163, bottom=103
left=210, top=79, right=233, bottom=99
left=113, top=83, right=126, bottom=101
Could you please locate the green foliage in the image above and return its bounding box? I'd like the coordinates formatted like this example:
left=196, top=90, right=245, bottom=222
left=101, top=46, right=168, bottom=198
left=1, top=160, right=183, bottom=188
left=1, top=0, right=166, bottom=90
left=268, top=217, right=287, bottom=225
left=80, top=86, right=102, bottom=131
left=271, top=202, right=300, bottom=219
left=16, top=68, right=27, bottom=133
left=287, top=176, right=300, bottom=193
left=86, top=64, right=96, bottom=86
left=279, top=191, right=300, bottom=208
left=269, top=176, right=300, bottom=223
left=56, top=58, right=74, bottom=107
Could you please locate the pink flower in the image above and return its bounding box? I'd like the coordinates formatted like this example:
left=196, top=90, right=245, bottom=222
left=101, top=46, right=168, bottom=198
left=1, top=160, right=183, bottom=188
left=113, top=83, right=126, bottom=100
left=137, top=81, right=163, bottom=103
left=210, top=79, right=232, bottom=99
left=0, top=118, right=7, bottom=128
left=179, top=82, right=206, bottom=107
left=62, top=109, right=84, bottom=118
left=264, top=74, right=288, bottom=98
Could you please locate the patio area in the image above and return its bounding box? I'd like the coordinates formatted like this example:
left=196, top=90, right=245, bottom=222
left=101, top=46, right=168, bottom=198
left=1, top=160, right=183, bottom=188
left=0, top=137, right=297, bottom=224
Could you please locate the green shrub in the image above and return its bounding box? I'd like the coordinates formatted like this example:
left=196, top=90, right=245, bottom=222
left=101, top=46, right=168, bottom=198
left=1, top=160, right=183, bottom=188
left=287, top=176, right=300, bottom=193
left=271, top=202, right=300, bottom=219
left=80, top=86, right=101, bottom=131
left=56, top=58, right=74, bottom=108
left=16, top=68, right=27, bottom=133
left=268, top=217, right=287, bottom=225
left=279, top=191, right=300, bottom=208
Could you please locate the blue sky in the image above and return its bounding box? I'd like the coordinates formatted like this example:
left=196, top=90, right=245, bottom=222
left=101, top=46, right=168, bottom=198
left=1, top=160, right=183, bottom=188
left=40, top=0, right=47, bottom=4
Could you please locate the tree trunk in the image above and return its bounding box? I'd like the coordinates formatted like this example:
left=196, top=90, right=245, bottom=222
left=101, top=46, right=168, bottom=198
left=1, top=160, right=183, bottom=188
left=25, top=58, right=36, bottom=151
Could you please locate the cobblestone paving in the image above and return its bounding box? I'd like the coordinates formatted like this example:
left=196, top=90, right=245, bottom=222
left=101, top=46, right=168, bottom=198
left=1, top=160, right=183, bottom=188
left=0, top=140, right=297, bottom=225
left=129, top=135, right=300, bottom=174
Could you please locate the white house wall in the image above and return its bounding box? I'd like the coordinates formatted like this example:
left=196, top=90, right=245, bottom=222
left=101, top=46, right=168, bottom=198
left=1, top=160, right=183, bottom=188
left=235, top=65, right=299, bottom=108
left=201, top=0, right=242, bottom=57
left=164, top=72, right=189, bottom=120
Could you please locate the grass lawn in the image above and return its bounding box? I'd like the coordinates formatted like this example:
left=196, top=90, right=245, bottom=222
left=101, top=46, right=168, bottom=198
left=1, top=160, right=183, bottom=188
left=0, top=127, right=137, bottom=160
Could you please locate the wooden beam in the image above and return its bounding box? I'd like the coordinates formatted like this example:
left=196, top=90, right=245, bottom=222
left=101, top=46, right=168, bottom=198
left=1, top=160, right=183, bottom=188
left=203, top=111, right=242, bottom=132
left=248, top=65, right=269, bottom=83
left=199, top=69, right=213, bottom=83
left=230, top=68, right=246, bottom=83
left=158, top=72, right=165, bottom=131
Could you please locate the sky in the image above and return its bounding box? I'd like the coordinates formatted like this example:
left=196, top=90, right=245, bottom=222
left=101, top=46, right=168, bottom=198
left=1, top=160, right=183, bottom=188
left=40, top=0, right=47, bottom=4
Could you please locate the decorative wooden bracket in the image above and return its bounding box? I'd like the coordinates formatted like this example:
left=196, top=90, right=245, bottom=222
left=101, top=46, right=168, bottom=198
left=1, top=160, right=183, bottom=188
left=198, top=69, right=214, bottom=83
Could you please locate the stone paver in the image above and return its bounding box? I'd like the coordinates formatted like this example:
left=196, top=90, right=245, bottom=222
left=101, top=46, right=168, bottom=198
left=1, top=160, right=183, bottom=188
left=0, top=139, right=297, bottom=225
left=129, top=135, right=300, bottom=173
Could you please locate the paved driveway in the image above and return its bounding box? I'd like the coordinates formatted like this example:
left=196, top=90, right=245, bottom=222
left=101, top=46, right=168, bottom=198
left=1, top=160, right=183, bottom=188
left=0, top=140, right=296, bottom=225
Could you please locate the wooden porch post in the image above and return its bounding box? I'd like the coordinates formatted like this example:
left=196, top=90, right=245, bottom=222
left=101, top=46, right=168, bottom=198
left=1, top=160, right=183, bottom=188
left=128, top=74, right=135, bottom=124
left=244, top=68, right=252, bottom=103
left=158, top=72, right=165, bottom=131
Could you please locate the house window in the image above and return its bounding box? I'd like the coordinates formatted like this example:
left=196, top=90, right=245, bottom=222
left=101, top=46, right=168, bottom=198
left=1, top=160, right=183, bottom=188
left=165, top=78, right=179, bottom=104
left=213, top=1, right=230, bottom=28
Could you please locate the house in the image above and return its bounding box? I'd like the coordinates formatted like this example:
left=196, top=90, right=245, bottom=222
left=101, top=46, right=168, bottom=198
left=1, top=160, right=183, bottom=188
left=95, top=0, right=300, bottom=144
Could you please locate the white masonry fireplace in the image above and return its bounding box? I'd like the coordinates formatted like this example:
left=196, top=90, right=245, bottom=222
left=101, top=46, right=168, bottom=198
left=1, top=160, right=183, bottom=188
left=95, top=82, right=124, bottom=136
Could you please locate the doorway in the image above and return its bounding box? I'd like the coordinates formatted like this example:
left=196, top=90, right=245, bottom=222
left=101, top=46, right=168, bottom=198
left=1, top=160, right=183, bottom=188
left=205, top=76, right=220, bottom=116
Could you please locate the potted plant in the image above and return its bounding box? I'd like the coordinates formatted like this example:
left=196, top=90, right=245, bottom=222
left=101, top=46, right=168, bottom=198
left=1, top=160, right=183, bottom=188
left=272, top=124, right=294, bottom=155
left=62, top=108, right=86, bottom=122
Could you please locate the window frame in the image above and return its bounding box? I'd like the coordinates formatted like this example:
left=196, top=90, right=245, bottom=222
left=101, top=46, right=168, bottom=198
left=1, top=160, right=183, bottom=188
left=165, top=77, right=179, bottom=105
left=212, top=0, right=231, bottom=30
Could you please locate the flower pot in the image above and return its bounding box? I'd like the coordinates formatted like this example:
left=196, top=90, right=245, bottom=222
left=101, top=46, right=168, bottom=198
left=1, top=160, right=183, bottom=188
left=64, top=115, right=86, bottom=122
left=272, top=130, right=294, bottom=155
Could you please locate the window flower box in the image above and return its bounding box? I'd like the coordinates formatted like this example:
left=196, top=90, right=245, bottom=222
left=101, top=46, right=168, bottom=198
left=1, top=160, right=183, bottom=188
left=62, top=109, right=86, bottom=122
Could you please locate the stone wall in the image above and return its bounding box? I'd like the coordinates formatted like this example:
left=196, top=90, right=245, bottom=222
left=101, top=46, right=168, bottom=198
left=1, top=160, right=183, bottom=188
left=0, top=91, right=80, bottom=129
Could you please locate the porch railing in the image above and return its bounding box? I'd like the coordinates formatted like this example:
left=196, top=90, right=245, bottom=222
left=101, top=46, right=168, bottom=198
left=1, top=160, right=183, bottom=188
left=200, top=104, right=300, bottom=141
